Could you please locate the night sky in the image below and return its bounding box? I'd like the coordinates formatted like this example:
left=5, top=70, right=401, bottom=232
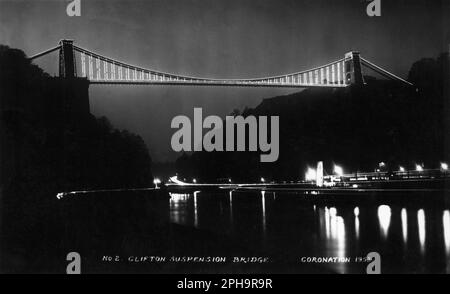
left=1, top=0, right=448, bottom=161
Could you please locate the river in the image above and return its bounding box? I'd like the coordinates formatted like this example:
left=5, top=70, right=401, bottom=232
left=168, top=189, right=450, bottom=273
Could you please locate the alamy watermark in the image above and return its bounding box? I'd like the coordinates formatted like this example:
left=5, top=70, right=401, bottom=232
left=66, top=252, right=81, bottom=274
left=171, top=108, right=279, bottom=163
left=66, top=0, right=81, bottom=17
left=366, top=251, right=381, bottom=274
left=366, top=0, right=381, bottom=17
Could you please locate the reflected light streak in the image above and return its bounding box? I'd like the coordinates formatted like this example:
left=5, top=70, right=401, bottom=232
left=354, top=206, right=360, bottom=240
left=355, top=215, right=360, bottom=240
left=330, top=211, right=337, bottom=239
left=169, top=192, right=190, bottom=225
left=321, top=206, right=346, bottom=263
left=229, top=191, right=234, bottom=226
left=443, top=210, right=450, bottom=255
left=378, top=205, right=391, bottom=239
left=330, top=207, right=337, bottom=217
left=261, top=191, right=266, bottom=236
left=330, top=207, right=346, bottom=259
left=335, top=216, right=346, bottom=256
left=193, top=191, right=199, bottom=227
left=418, top=209, right=426, bottom=253
left=401, top=208, right=408, bottom=244
left=325, top=207, right=330, bottom=239
left=327, top=208, right=346, bottom=249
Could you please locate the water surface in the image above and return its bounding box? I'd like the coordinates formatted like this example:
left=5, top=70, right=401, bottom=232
left=169, top=190, right=450, bottom=273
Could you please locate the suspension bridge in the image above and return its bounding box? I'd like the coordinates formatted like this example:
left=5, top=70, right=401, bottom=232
left=29, top=39, right=413, bottom=88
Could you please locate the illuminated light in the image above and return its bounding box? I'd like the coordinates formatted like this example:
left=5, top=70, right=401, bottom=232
left=418, top=209, right=426, bottom=253
left=416, top=164, right=423, bottom=172
left=323, top=181, right=336, bottom=187
left=305, top=167, right=317, bottom=182
left=228, top=178, right=232, bottom=183
left=378, top=205, right=391, bottom=239
left=260, top=177, right=265, bottom=183
left=169, top=176, right=187, bottom=186
left=399, top=166, right=405, bottom=172
left=352, top=184, right=358, bottom=188
left=441, top=163, right=448, bottom=171
left=192, top=178, right=197, bottom=183
left=153, top=178, right=161, bottom=189
left=334, top=165, right=343, bottom=176
left=169, top=192, right=190, bottom=202
left=443, top=210, right=450, bottom=255
left=354, top=207, right=360, bottom=217
left=379, top=162, right=386, bottom=167
left=316, top=161, right=324, bottom=187
left=401, top=208, right=408, bottom=243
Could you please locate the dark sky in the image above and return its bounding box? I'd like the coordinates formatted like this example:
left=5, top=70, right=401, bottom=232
left=1, top=0, right=448, bottom=161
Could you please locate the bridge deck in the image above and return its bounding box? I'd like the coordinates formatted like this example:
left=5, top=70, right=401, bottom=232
left=89, top=80, right=349, bottom=88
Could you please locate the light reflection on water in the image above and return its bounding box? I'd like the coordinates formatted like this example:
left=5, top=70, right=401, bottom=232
left=378, top=205, right=391, bottom=239
left=401, top=208, right=408, bottom=243
left=229, top=191, right=233, bottom=227
left=324, top=207, right=330, bottom=239
left=444, top=210, right=450, bottom=255
left=168, top=191, right=450, bottom=273
left=444, top=210, right=450, bottom=272
left=193, top=191, right=199, bottom=228
left=328, top=207, right=346, bottom=258
left=354, top=207, right=360, bottom=240
left=417, top=209, right=426, bottom=253
left=261, top=191, right=266, bottom=237
left=169, top=192, right=190, bottom=225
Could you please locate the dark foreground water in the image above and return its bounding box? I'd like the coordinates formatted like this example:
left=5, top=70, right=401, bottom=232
left=3, top=187, right=449, bottom=273
left=169, top=189, right=450, bottom=274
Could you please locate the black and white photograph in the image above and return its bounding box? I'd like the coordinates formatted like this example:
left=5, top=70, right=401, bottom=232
left=0, top=0, right=449, bottom=277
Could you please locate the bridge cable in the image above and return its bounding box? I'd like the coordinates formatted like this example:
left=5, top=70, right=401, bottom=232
left=360, top=57, right=413, bottom=86
left=73, top=44, right=346, bottom=83
left=28, top=45, right=61, bottom=60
